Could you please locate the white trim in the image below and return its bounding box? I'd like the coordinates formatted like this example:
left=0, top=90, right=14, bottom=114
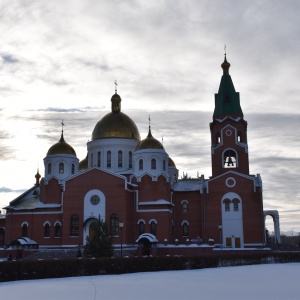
left=149, top=218, right=158, bottom=224
left=181, top=220, right=189, bottom=225
left=43, top=221, right=51, bottom=226
left=137, top=219, right=145, bottom=224
left=21, top=221, right=29, bottom=227
left=181, top=200, right=188, bottom=205
left=54, top=220, right=62, bottom=226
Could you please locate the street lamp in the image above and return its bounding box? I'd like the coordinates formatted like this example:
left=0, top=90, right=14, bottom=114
left=218, top=224, right=223, bottom=251
left=119, top=221, right=124, bottom=258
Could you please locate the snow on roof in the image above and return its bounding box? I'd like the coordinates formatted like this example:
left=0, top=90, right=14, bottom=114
left=138, top=199, right=173, bottom=206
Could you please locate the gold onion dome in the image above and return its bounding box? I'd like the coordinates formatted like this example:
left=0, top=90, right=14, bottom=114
left=92, top=93, right=141, bottom=141
left=136, top=127, right=164, bottom=151
left=47, top=133, right=76, bottom=156
left=79, top=153, right=88, bottom=170
left=168, top=157, right=176, bottom=168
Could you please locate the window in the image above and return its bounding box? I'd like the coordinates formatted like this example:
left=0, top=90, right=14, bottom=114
left=223, top=149, right=237, bottom=168
left=70, top=215, right=79, bottom=236
left=216, top=133, right=221, bottom=144
left=150, top=220, right=156, bottom=236
left=22, top=223, right=28, bottom=237
left=118, top=150, right=122, bottom=168
left=90, top=153, right=93, bottom=168
left=182, top=222, right=189, bottom=236
left=59, top=162, right=64, bottom=174
left=129, top=152, right=132, bottom=169
left=44, top=223, right=50, bottom=237
left=138, top=221, right=145, bottom=235
left=90, top=195, right=100, bottom=205
left=182, top=201, right=188, bottom=213
left=55, top=223, right=61, bottom=238
left=232, top=199, right=240, bottom=212
left=151, top=158, right=156, bottom=170
left=48, top=163, right=52, bottom=174
left=224, top=199, right=231, bottom=212
left=110, top=214, right=119, bottom=236
left=71, top=164, right=75, bottom=174
left=163, top=160, right=166, bottom=171
left=139, top=159, right=143, bottom=170
left=237, top=132, right=242, bottom=142
left=97, top=151, right=101, bottom=167
left=107, top=151, right=111, bottom=168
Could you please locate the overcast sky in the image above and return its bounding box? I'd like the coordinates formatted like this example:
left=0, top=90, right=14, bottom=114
left=0, top=0, right=299, bottom=234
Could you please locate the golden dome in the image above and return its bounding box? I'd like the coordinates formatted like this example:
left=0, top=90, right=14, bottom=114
left=136, top=127, right=164, bottom=151
left=92, top=93, right=141, bottom=141
left=168, top=157, right=176, bottom=168
left=79, top=154, right=88, bottom=170
left=47, top=133, right=76, bottom=156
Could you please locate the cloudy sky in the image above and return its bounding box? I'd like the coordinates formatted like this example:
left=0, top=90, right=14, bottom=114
left=0, top=0, right=299, bottom=234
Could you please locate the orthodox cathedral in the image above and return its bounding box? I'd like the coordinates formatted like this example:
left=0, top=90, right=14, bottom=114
left=0, top=56, right=280, bottom=255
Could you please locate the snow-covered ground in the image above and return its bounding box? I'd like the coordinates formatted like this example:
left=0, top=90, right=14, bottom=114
left=0, top=263, right=299, bottom=299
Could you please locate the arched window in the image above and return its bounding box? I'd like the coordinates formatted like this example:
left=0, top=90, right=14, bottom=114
left=223, top=149, right=237, bottom=168
left=70, top=215, right=79, bottom=236
left=237, top=132, right=242, bottom=142
left=129, top=152, right=132, bottom=169
left=44, top=223, right=50, bottom=237
left=22, top=223, right=28, bottom=237
left=71, top=164, right=75, bottom=174
left=139, top=159, right=143, bottom=170
left=107, top=151, right=111, bottom=168
left=118, top=150, right=122, bottom=168
left=232, top=199, right=240, bottom=212
left=59, top=162, right=64, bottom=174
left=182, top=200, right=188, bottom=213
left=182, top=221, right=189, bottom=236
left=110, top=214, right=119, bottom=236
left=55, top=222, right=61, bottom=238
left=224, top=199, right=231, bottom=212
left=90, top=153, right=93, bottom=168
left=163, top=160, right=166, bottom=171
left=150, top=220, right=157, bottom=236
left=216, top=132, right=221, bottom=144
left=138, top=220, right=145, bottom=235
left=97, top=151, right=101, bottom=167
left=48, top=163, right=52, bottom=174
left=151, top=158, right=156, bottom=170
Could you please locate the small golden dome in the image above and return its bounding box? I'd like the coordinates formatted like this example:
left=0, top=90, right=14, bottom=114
left=92, top=93, right=140, bottom=141
left=136, top=127, right=164, bottom=151
left=79, top=154, right=88, bottom=170
left=47, top=133, right=76, bottom=156
left=168, top=157, right=176, bottom=168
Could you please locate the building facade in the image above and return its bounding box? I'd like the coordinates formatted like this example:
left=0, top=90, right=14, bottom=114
left=1, top=56, right=279, bottom=254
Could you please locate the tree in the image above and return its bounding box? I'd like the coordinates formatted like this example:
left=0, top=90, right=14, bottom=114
left=84, top=217, right=113, bottom=258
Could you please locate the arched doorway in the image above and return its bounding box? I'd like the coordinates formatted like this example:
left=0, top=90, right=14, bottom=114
left=264, top=210, right=281, bottom=245
left=136, top=233, right=158, bottom=256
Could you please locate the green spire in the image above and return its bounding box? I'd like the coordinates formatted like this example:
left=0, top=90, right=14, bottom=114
left=213, top=55, right=243, bottom=118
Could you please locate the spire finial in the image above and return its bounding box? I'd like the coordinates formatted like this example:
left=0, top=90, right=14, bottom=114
left=221, top=46, right=230, bottom=75
left=148, top=115, right=151, bottom=128
left=224, top=44, right=226, bottom=56
left=114, top=80, right=118, bottom=94
left=61, top=120, right=64, bottom=134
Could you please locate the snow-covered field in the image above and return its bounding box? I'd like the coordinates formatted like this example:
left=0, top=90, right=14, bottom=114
left=0, top=263, right=299, bottom=299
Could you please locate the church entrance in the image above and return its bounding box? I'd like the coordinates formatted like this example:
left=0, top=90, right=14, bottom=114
left=135, top=233, right=158, bottom=256
left=89, top=222, right=98, bottom=241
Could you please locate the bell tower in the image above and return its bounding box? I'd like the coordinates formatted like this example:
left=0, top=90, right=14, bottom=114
left=210, top=55, right=249, bottom=177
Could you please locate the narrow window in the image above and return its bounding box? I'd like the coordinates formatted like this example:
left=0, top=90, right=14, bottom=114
left=163, top=160, right=166, bottom=171
left=151, top=158, right=156, bottom=170
left=237, top=132, right=242, bottom=142
left=71, top=164, right=75, bottom=174
left=129, top=151, right=132, bottom=169
left=97, top=151, right=101, bottom=167
left=118, top=150, right=122, bottom=168
left=22, top=223, right=28, bottom=237
left=139, top=159, right=143, bottom=170
left=90, top=153, right=93, bottom=168
left=55, top=223, right=61, bottom=238
left=70, top=215, right=79, bottom=236
left=150, top=221, right=156, bottom=236
left=138, top=221, right=145, bottom=235
left=216, top=133, right=221, bottom=144
left=224, top=199, right=231, bottom=212
left=182, top=222, right=189, bottom=236
left=44, top=223, right=50, bottom=237
left=107, top=151, right=111, bottom=168
left=110, top=214, right=119, bottom=236
left=59, top=162, right=64, bottom=174
left=233, top=199, right=240, bottom=212
left=48, top=163, right=52, bottom=174
left=182, top=201, right=188, bottom=213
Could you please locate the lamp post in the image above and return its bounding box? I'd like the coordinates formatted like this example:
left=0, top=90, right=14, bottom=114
left=218, top=224, right=223, bottom=251
left=119, top=221, right=124, bottom=258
